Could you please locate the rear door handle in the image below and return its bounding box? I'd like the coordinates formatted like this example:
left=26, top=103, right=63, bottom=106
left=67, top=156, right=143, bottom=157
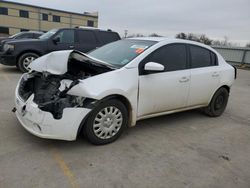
left=69, top=45, right=74, bottom=49
left=212, top=72, right=219, bottom=77
left=179, top=76, right=190, bottom=83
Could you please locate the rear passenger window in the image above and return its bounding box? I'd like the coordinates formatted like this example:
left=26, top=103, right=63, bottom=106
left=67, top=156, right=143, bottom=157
left=77, top=30, right=97, bottom=44
left=98, top=31, right=120, bottom=44
left=147, top=44, right=187, bottom=72
left=190, top=45, right=216, bottom=68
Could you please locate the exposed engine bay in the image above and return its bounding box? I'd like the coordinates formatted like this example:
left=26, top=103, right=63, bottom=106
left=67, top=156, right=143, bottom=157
left=18, top=51, right=114, bottom=119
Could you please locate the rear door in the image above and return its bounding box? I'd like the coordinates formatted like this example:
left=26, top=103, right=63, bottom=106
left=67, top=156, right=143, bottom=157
left=187, top=45, right=220, bottom=106
left=75, top=30, right=99, bottom=53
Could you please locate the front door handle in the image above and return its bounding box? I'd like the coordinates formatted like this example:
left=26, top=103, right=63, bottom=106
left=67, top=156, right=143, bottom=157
left=69, top=45, right=74, bottom=49
left=179, top=76, right=190, bottom=83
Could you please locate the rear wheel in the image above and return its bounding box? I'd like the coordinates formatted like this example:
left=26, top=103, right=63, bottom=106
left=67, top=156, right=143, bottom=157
left=84, top=99, right=128, bottom=145
left=17, top=52, right=39, bottom=72
left=203, top=87, right=229, bottom=117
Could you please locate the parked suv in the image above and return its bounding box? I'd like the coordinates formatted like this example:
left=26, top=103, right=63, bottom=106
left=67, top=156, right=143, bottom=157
left=0, top=27, right=120, bottom=72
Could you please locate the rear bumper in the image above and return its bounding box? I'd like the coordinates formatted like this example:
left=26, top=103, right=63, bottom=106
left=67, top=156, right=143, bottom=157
left=15, top=80, right=91, bottom=141
left=0, top=54, right=16, bottom=66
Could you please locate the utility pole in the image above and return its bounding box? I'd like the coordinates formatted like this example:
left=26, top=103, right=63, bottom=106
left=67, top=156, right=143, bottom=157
left=124, top=30, right=128, bottom=38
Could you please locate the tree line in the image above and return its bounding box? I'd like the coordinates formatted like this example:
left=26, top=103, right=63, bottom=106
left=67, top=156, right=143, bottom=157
left=125, top=31, right=249, bottom=47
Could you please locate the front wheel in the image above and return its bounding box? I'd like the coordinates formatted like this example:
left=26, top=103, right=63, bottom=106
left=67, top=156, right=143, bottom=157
left=84, top=99, right=128, bottom=145
left=17, top=52, right=39, bottom=72
left=203, top=87, right=229, bottom=117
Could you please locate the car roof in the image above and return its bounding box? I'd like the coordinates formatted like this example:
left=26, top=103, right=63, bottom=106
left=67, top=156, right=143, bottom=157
left=128, top=37, right=169, bottom=42
left=127, top=37, right=215, bottom=52
left=60, top=27, right=117, bottom=33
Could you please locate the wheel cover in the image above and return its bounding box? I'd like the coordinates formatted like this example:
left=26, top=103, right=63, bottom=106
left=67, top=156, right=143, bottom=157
left=215, top=95, right=225, bottom=110
left=93, top=106, right=123, bottom=140
left=23, top=56, right=36, bottom=70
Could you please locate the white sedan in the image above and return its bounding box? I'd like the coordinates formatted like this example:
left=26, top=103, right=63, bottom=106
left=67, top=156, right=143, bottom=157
left=14, top=38, right=236, bottom=144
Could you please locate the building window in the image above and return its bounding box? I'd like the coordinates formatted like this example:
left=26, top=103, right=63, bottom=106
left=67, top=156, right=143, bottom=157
left=20, top=29, right=29, bottom=32
left=0, top=7, right=8, bottom=15
left=0, top=27, right=9, bottom=34
left=53, top=15, right=60, bottom=22
left=42, top=13, right=48, bottom=21
left=87, top=20, right=94, bottom=27
left=20, top=10, right=29, bottom=18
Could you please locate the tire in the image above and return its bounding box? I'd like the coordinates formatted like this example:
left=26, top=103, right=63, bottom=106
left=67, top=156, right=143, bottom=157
left=17, top=52, right=39, bottom=73
left=203, top=87, right=229, bottom=117
left=84, top=99, right=128, bottom=145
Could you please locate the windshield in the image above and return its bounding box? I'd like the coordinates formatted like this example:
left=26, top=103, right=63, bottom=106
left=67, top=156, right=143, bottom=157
left=88, top=39, right=157, bottom=67
left=39, top=29, right=58, bottom=40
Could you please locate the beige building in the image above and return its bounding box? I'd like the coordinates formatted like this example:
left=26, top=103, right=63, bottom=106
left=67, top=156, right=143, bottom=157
left=0, top=0, right=98, bottom=36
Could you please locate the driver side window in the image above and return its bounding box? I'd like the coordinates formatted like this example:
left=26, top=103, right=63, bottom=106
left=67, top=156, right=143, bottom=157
left=54, top=30, right=75, bottom=43
left=140, top=44, right=187, bottom=74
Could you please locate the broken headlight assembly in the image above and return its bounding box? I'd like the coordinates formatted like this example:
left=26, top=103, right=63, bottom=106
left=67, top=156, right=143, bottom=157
left=18, top=72, right=92, bottom=120
left=38, top=94, right=86, bottom=119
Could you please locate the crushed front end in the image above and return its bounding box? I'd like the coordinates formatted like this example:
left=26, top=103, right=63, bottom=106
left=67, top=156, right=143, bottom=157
left=14, top=50, right=114, bottom=140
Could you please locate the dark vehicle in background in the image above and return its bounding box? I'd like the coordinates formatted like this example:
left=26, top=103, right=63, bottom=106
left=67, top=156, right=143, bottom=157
left=0, top=27, right=120, bottom=72
left=0, top=31, right=43, bottom=49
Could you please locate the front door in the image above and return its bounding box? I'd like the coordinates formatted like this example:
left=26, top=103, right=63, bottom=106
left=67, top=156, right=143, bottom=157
left=48, top=29, right=75, bottom=52
left=138, top=44, right=190, bottom=117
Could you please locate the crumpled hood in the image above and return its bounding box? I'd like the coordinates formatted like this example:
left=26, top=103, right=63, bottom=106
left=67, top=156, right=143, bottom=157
left=29, top=50, right=116, bottom=75
left=29, top=50, right=73, bottom=75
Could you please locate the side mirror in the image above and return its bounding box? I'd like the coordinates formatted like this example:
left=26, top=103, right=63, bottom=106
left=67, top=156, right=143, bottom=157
left=52, top=37, right=60, bottom=44
left=144, top=62, right=165, bottom=74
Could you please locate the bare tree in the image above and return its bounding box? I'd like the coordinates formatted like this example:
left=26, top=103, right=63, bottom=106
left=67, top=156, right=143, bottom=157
left=187, top=33, right=200, bottom=42
left=212, top=40, right=223, bottom=46
left=212, top=36, right=236, bottom=47
left=199, top=34, right=213, bottom=45
left=149, top=33, right=162, bottom=37
left=176, top=32, right=212, bottom=45
left=222, top=36, right=229, bottom=46
left=176, top=32, right=187, bottom=39
left=127, top=33, right=145, bottom=38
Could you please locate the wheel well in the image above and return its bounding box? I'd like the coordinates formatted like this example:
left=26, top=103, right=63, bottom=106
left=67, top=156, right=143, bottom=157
left=76, top=95, right=133, bottom=138
left=16, top=50, right=41, bottom=65
left=221, top=85, right=230, bottom=93
left=102, top=95, right=133, bottom=125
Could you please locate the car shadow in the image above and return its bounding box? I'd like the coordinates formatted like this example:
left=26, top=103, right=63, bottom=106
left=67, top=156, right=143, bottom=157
left=0, top=66, right=21, bottom=74
left=23, top=109, right=205, bottom=149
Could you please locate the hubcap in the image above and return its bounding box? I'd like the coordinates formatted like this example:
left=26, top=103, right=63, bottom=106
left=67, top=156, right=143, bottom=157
left=93, top=106, right=123, bottom=139
left=23, top=56, right=36, bottom=70
left=215, top=95, right=224, bottom=110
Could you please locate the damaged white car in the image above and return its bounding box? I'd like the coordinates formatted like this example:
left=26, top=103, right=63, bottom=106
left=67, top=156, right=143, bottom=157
left=14, top=38, right=236, bottom=144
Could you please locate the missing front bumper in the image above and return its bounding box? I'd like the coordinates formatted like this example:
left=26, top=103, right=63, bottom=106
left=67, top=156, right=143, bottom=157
left=15, top=92, right=91, bottom=141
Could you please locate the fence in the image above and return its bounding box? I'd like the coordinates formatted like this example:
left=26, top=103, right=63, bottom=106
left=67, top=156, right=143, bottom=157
left=212, top=46, right=250, bottom=65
